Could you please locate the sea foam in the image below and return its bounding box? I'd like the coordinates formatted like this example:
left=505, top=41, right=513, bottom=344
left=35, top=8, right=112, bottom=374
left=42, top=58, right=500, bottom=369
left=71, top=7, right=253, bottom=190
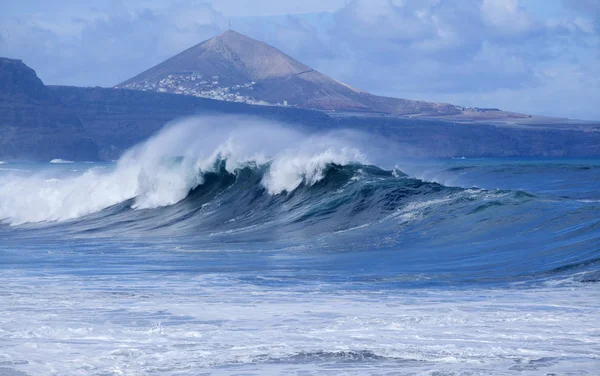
left=0, top=116, right=368, bottom=224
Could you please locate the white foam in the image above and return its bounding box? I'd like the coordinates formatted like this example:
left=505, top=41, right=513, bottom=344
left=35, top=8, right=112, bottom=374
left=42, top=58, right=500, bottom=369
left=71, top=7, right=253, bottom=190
left=1, top=272, right=598, bottom=376
left=263, top=147, right=365, bottom=194
left=0, top=116, right=369, bottom=224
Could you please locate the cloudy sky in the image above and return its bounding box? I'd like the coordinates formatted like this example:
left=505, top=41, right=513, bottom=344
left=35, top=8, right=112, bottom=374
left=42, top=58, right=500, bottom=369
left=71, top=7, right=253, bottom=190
left=1, top=0, right=598, bottom=120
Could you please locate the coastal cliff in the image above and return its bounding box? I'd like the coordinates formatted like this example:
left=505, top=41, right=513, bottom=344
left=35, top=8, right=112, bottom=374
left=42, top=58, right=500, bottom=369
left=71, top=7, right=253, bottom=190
left=0, top=57, right=598, bottom=161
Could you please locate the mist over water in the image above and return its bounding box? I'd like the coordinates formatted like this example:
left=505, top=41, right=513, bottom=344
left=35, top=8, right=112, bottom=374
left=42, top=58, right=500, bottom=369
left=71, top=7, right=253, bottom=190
left=1, top=116, right=599, bottom=376
left=0, top=116, right=373, bottom=224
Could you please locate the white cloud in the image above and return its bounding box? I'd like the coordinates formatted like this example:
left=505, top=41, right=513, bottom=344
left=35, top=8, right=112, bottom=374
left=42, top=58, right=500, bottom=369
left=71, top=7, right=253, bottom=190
left=0, top=0, right=598, bottom=119
left=0, top=1, right=225, bottom=86
left=481, top=0, right=532, bottom=35
left=428, top=60, right=600, bottom=120
left=212, top=0, right=347, bottom=17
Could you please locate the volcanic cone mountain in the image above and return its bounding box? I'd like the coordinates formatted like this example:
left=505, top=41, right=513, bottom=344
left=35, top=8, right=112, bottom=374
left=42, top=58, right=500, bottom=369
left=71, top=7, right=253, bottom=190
left=117, top=30, right=461, bottom=116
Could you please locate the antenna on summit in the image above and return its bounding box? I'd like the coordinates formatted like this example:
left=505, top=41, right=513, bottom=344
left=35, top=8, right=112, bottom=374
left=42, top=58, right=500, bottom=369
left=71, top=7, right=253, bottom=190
left=229, top=18, right=231, bottom=30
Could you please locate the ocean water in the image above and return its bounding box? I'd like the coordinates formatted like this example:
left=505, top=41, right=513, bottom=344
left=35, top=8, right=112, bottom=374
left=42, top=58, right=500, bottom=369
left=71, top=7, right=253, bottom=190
left=0, top=119, right=599, bottom=375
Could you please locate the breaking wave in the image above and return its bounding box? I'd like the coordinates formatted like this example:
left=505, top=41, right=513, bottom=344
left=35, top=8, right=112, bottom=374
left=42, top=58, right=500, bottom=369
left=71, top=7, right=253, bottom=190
left=0, top=118, right=372, bottom=224
left=0, top=116, right=598, bottom=284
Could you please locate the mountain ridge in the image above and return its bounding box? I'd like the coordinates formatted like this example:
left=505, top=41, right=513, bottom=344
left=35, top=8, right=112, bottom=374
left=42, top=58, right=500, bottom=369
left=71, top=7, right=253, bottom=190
left=2, top=56, right=599, bottom=161
left=118, top=30, right=589, bottom=125
left=117, top=30, right=462, bottom=115
left=116, top=30, right=600, bottom=126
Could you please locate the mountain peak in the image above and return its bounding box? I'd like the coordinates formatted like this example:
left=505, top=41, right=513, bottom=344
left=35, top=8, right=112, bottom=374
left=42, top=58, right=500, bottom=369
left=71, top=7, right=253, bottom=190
left=118, top=29, right=311, bottom=87
left=210, top=29, right=252, bottom=47
left=116, top=32, right=461, bottom=116
left=208, top=29, right=310, bottom=81
left=217, top=29, right=247, bottom=39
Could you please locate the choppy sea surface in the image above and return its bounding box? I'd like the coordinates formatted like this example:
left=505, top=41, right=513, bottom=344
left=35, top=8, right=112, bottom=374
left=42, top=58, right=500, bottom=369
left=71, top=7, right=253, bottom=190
left=0, top=121, right=599, bottom=375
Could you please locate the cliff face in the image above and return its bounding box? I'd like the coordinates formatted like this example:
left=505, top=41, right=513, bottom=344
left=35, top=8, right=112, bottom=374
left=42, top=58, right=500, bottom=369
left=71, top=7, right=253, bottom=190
left=51, top=85, right=600, bottom=160
left=0, top=58, right=598, bottom=161
left=0, top=58, right=52, bottom=101
left=48, top=85, right=331, bottom=160
left=0, top=58, right=99, bottom=161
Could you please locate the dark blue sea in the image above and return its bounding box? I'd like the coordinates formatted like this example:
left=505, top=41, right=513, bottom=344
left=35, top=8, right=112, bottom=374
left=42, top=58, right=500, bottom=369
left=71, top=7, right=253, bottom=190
left=1, top=119, right=599, bottom=375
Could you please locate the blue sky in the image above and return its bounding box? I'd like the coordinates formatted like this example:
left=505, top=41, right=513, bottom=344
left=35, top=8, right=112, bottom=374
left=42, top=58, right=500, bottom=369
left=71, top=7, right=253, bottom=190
left=0, top=0, right=598, bottom=120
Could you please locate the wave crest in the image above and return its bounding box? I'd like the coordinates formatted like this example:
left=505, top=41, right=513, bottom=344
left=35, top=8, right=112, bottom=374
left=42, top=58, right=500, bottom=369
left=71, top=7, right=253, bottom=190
left=0, top=117, right=371, bottom=224
left=263, top=147, right=366, bottom=194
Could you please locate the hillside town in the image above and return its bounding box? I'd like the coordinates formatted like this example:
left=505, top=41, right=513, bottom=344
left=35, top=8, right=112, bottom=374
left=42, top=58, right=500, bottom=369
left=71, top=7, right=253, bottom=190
left=120, top=72, right=286, bottom=106
left=459, top=106, right=502, bottom=113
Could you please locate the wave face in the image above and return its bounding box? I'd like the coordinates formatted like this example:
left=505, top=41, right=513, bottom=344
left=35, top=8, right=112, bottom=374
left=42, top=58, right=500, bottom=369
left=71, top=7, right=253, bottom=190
left=0, top=118, right=369, bottom=224
left=0, top=117, right=598, bottom=286
left=1, top=117, right=599, bottom=376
